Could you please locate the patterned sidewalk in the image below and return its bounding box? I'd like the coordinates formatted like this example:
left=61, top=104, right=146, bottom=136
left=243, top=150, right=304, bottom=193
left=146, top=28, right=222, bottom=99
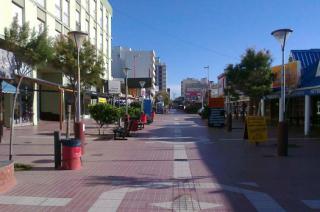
left=0, top=111, right=319, bottom=211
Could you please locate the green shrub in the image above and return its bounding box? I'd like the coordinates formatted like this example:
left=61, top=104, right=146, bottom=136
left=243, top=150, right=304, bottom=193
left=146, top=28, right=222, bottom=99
left=89, top=103, right=120, bottom=134
left=185, top=103, right=202, bottom=114
left=130, top=101, right=141, bottom=108
left=128, top=107, right=141, bottom=120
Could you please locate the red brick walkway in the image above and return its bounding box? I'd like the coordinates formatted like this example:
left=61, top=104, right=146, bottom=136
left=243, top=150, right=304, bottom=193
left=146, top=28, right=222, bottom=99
left=0, top=111, right=318, bottom=211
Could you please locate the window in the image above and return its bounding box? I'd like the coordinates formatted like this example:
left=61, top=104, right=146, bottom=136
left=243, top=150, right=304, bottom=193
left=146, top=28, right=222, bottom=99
left=36, top=0, right=45, bottom=8
left=100, top=33, right=103, bottom=51
left=54, top=30, right=61, bottom=38
left=76, top=10, right=81, bottom=30
left=93, top=0, right=96, bottom=19
left=85, top=0, right=89, bottom=11
left=37, top=18, right=45, bottom=33
left=105, top=15, right=108, bottom=34
left=91, top=27, right=96, bottom=47
left=63, top=0, right=69, bottom=25
left=55, top=0, right=61, bottom=20
left=100, top=2, right=103, bottom=26
left=84, top=19, right=89, bottom=33
left=12, top=3, right=23, bottom=26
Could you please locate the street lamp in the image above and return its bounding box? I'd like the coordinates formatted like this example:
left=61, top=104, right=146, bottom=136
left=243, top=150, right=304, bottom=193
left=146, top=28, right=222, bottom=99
left=139, top=80, right=146, bottom=112
left=123, top=67, right=131, bottom=115
left=68, top=31, right=88, bottom=123
left=271, top=28, right=293, bottom=156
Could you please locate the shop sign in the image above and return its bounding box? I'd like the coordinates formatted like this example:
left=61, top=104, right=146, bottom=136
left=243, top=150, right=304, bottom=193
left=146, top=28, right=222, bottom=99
left=246, top=116, right=268, bottom=143
left=106, top=80, right=121, bottom=94
left=98, top=97, right=107, bottom=103
left=271, top=61, right=301, bottom=89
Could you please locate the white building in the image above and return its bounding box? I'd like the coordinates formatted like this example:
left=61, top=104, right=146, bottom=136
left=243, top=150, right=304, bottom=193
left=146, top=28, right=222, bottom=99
left=112, top=46, right=156, bottom=97
left=0, top=0, right=112, bottom=126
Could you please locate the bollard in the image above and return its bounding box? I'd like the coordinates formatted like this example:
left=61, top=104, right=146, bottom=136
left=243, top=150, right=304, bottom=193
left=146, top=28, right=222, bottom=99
left=54, top=131, right=61, bottom=170
left=226, top=113, right=232, bottom=132
left=277, top=121, right=288, bottom=156
left=66, top=105, right=71, bottom=139
left=74, top=122, right=85, bottom=155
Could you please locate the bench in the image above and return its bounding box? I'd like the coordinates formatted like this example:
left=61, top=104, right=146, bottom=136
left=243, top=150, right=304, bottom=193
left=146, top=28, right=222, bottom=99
left=113, top=120, right=140, bottom=140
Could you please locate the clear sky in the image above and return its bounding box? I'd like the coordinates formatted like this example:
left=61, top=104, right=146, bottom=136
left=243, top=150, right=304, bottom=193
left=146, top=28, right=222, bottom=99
left=108, top=0, right=320, bottom=98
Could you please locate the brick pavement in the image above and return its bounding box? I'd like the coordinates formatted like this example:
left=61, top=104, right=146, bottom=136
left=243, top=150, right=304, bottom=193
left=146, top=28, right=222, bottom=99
left=0, top=110, right=318, bottom=211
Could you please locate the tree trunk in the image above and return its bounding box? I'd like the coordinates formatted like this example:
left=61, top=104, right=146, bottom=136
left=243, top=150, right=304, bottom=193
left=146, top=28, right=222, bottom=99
left=9, top=76, right=24, bottom=160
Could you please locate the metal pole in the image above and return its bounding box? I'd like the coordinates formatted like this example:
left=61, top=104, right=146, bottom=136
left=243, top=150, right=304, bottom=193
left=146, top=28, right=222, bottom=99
left=281, top=45, right=285, bottom=121
left=125, top=75, right=128, bottom=115
left=76, top=47, right=81, bottom=123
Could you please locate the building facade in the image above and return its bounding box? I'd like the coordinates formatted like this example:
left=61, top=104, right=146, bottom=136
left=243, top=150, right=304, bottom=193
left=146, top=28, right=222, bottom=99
left=155, top=57, right=167, bottom=92
left=0, top=0, right=112, bottom=126
left=264, top=49, right=320, bottom=135
left=181, top=78, right=208, bottom=102
left=112, top=46, right=156, bottom=98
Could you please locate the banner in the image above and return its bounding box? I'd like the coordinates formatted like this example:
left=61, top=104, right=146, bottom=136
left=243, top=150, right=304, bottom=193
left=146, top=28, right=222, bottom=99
left=271, top=61, right=301, bottom=89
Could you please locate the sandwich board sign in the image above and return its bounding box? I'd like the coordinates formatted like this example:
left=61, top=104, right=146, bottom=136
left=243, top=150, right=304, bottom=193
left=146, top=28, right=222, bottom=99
left=245, top=116, right=268, bottom=143
left=208, top=97, right=225, bottom=127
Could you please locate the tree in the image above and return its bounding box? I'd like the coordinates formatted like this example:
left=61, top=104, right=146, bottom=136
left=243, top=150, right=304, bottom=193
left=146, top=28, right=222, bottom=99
left=225, top=48, right=273, bottom=115
left=88, top=103, right=120, bottom=135
left=2, top=17, right=53, bottom=160
left=155, top=91, right=170, bottom=106
left=52, top=36, right=105, bottom=117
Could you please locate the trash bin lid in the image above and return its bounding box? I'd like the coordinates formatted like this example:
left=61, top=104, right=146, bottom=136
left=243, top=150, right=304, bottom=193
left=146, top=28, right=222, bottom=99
left=61, top=138, right=81, bottom=147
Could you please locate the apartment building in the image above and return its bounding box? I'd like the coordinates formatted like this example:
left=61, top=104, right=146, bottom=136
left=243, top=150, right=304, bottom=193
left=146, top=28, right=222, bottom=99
left=112, top=46, right=156, bottom=98
left=155, top=57, right=167, bottom=92
left=0, top=0, right=112, bottom=126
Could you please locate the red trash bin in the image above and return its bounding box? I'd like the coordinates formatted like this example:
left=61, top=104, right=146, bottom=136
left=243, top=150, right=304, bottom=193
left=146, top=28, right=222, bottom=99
left=61, top=139, right=82, bottom=170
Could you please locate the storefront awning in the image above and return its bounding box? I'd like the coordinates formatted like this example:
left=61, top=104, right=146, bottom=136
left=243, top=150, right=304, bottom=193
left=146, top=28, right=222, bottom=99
left=1, top=81, right=16, bottom=93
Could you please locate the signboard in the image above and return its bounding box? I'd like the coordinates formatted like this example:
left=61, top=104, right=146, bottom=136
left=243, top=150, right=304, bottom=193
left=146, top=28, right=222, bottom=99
left=128, top=88, right=138, bottom=97
left=246, top=116, right=268, bottom=143
left=98, top=97, right=107, bottom=103
left=271, top=61, right=301, bottom=89
left=208, top=108, right=225, bottom=127
left=208, top=97, right=225, bottom=127
left=185, top=88, right=202, bottom=101
left=106, top=80, right=121, bottom=94
left=208, top=97, right=224, bottom=108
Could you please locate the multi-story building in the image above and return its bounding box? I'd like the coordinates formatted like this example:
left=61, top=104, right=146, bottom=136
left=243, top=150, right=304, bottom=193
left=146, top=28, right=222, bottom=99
left=112, top=46, right=156, bottom=98
left=155, top=57, right=167, bottom=92
left=181, top=78, right=207, bottom=102
left=0, top=0, right=112, bottom=126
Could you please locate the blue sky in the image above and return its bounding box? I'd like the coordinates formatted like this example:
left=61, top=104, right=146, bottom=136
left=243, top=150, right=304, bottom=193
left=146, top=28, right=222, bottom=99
left=108, top=0, right=320, bottom=98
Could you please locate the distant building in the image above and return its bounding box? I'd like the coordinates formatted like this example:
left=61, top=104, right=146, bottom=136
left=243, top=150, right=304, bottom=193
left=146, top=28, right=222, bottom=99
left=181, top=78, right=207, bottom=102
left=155, top=57, right=167, bottom=92
left=111, top=46, right=156, bottom=97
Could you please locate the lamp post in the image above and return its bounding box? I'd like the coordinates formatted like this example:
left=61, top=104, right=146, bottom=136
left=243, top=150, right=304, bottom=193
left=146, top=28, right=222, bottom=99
left=123, top=67, right=131, bottom=115
left=204, top=66, right=210, bottom=102
left=68, top=30, right=87, bottom=152
left=68, top=31, right=88, bottom=123
left=139, top=80, right=146, bottom=112
left=271, top=28, right=293, bottom=156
